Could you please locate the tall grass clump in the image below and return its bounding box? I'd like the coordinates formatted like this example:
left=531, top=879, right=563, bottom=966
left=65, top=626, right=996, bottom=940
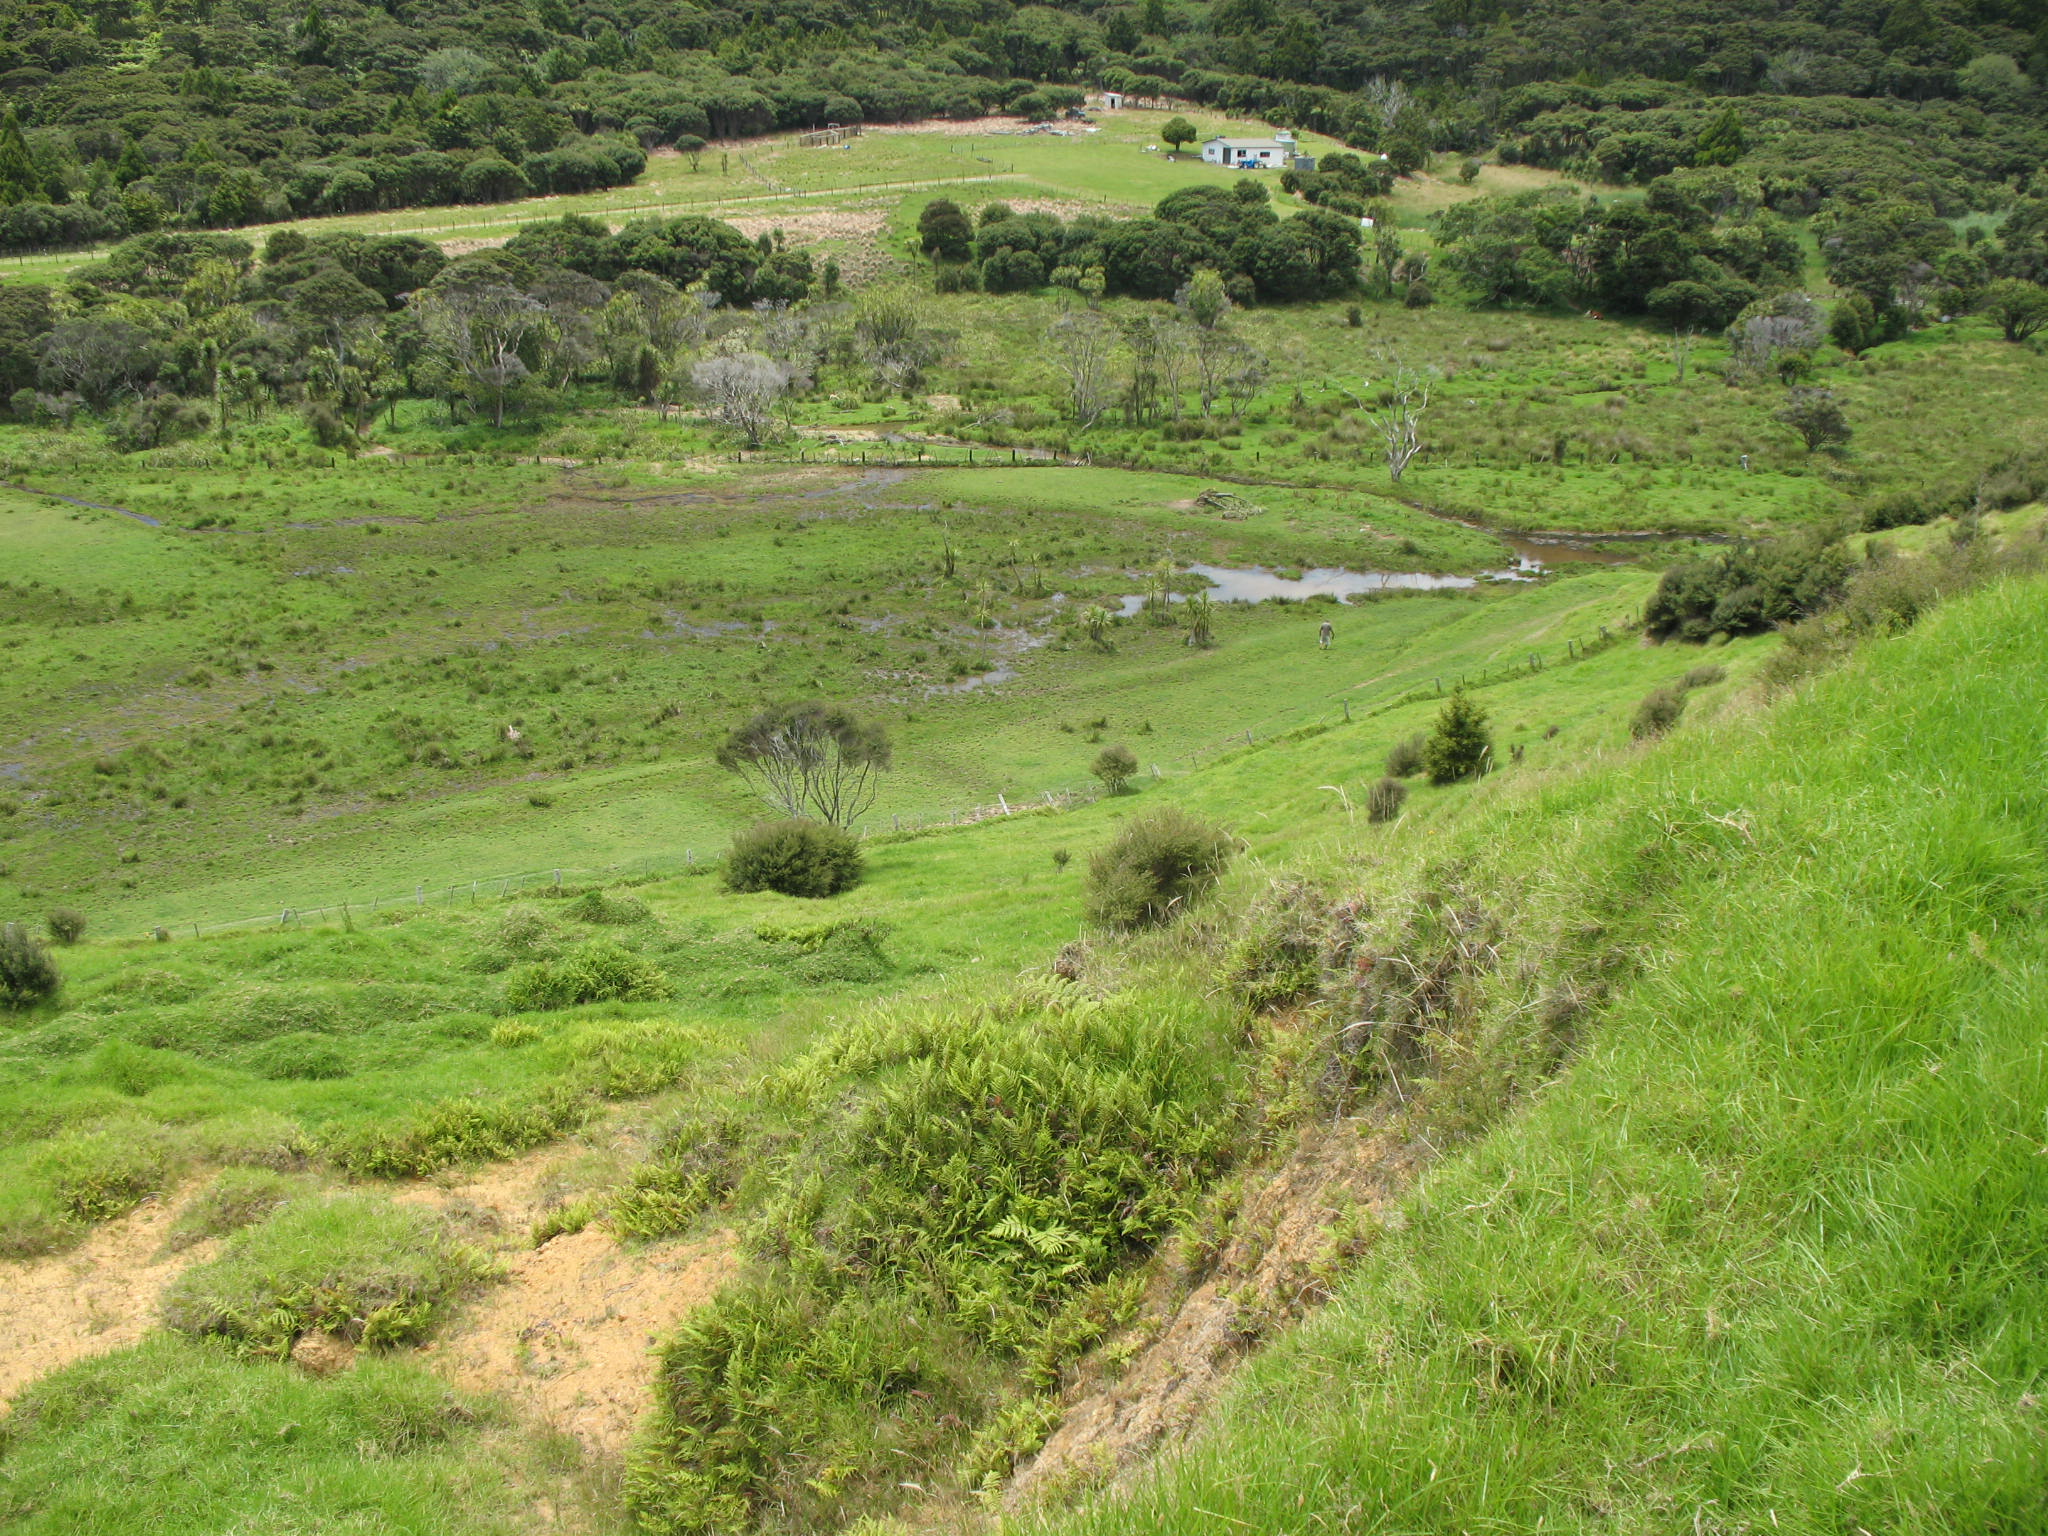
left=1083, top=807, right=1236, bottom=930
left=162, top=1194, right=495, bottom=1355
left=1366, top=775, right=1408, bottom=822
left=627, top=983, right=1243, bottom=1534
left=1025, top=573, right=2048, bottom=1536
left=505, top=939, right=671, bottom=1010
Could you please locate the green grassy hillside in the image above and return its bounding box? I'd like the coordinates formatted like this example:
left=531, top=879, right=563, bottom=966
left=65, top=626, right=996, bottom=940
left=1024, top=568, right=2048, bottom=1535
left=0, top=511, right=2039, bottom=1534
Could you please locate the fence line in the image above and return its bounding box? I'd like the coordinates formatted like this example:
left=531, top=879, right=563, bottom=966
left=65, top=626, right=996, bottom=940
left=140, top=617, right=1634, bottom=941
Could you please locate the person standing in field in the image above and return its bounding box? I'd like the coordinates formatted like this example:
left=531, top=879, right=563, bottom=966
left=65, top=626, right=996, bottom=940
left=1318, top=619, right=1334, bottom=650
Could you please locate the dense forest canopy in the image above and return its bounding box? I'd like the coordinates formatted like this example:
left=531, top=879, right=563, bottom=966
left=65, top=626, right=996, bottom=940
left=0, top=0, right=2043, bottom=252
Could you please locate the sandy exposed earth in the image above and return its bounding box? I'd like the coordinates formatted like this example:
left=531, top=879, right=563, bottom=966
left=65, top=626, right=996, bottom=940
left=0, top=1149, right=733, bottom=1465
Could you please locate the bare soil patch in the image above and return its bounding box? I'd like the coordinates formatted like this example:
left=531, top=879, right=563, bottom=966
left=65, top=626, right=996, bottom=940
left=1010, top=1108, right=1430, bottom=1503
left=395, top=1149, right=735, bottom=1459
left=422, top=1227, right=734, bottom=1459
left=0, top=1191, right=216, bottom=1411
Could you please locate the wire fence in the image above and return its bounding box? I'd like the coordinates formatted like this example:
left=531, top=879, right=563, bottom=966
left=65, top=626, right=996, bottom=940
left=143, top=616, right=1638, bottom=941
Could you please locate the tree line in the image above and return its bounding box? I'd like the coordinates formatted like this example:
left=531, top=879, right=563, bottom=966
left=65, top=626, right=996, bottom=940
left=1, top=0, right=2044, bottom=255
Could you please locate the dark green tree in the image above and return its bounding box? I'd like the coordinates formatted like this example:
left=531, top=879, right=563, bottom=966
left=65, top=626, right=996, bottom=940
left=1691, top=106, right=1747, bottom=168
left=1423, top=687, right=1493, bottom=784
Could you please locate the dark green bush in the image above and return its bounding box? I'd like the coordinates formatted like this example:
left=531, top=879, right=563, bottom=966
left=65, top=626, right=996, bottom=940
left=1423, top=688, right=1494, bottom=784
left=505, top=939, right=671, bottom=1011
left=1384, top=734, right=1426, bottom=778
left=1084, top=806, right=1236, bottom=930
left=1632, top=685, right=1689, bottom=739
left=162, top=1195, right=495, bottom=1355
left=725, top=818, right=864, bottom=898
left=45, top=909, right=86, bottom=945
left=1367, top=775, right=1409, bottom=823
left=1645, top=533, right=1856, bottom=641
left=0, top=921, right=61, bottom=1009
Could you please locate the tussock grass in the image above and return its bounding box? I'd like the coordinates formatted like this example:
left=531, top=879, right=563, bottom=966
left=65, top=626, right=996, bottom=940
left=162, top=1193, right=496, bottom=1355
left=0, top=1334, right=539, bottom=1535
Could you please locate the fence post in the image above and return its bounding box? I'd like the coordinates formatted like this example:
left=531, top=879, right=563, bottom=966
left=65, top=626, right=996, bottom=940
left=554, top=869, right=561, bottom=887
left=415, top=884, right=423, bottom=906
left=1343, top=699, right=1351, bottom=721
left=1245, top=729, right=1253, bottom=745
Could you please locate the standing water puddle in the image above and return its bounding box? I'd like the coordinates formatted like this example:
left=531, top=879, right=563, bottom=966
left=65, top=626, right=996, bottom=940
left=1113, top=560, right=1540, bottom=616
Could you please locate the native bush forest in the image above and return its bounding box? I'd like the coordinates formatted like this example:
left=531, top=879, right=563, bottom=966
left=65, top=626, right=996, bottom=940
left=1, top=0, right=2046, bottom=1531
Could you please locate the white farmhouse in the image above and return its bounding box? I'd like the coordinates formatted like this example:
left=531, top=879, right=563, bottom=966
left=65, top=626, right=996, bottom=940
left=1200, top=129, right=1298, bottom=168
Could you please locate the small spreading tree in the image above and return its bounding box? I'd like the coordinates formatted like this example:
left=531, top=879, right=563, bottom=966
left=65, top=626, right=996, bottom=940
left=1161, top=116, right=1198, bottom=157
left=0, top=921, right=60, bottom=1008
left=1091, top=743, right=1139, bottom=794
left=714, top=702, right=892, bottom=829
left=45, top=908, right=86, bottom=945
left=1776, top=387, right=1851, bottom=452
left=1979, top=279, right=2048, bottom=344
left=1423, top=687, right=1493, bottom=784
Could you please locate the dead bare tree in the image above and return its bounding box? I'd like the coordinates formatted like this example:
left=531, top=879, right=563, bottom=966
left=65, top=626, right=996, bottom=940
left=714, top=702, right=892, bottom=828
left=1050, top=307, right=1118, bottom=428
left=1348, top=362, right=1433, bottom=483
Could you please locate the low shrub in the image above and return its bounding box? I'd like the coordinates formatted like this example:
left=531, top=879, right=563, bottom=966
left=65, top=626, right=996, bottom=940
left=1632, top=685, right=1689, bottom=740
left=162, top=1194, right=496, bottom=1355
left=247, top=1031, right=351, bottom=1081
left=494, top=905, right=563, bottom=960
left=563, top=1019, right=710, bottom=1098
left=505, top=940, right=671, bottom=1011
left=45, top=909, right=86, bottom=946
left=1223, top=880, right=1327, bottom=1010
left=1367, top=775, right=1408, bottom=823
left=1084, top=806, right=1236, bottom=930
left=1680, top=662, right=1727, bottom=689
left=724, top=818, right=863, bottom=899
left=608, top=1113, right=747, bottom=1240
left=1383, top=734, right=1426, bottom=778
left=628, top=986, right=1240, bottom=1534
left=1091, top=743, right=1139, bottom=794
left=0, top=921, right=61, bottom=1008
